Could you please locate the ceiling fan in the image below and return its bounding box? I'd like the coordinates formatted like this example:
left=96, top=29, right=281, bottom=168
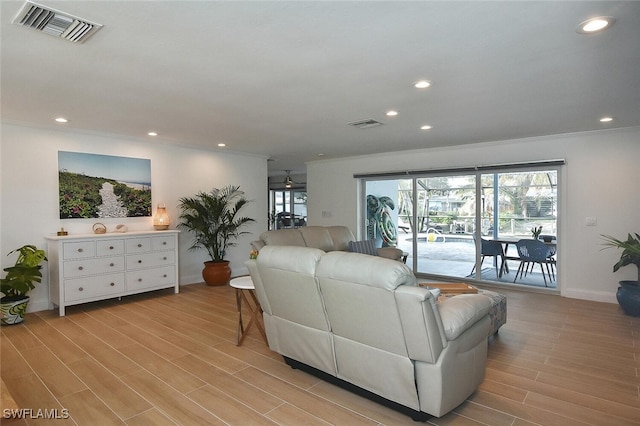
left=284, top=170, right=294, bottom=188
left=280, top=170, right=307, bottom=189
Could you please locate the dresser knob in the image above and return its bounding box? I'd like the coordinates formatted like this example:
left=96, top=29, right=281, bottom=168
left=138, top=260, right=142, bottom=264
left=78, top=266, right=83, bottom=271
left=109, top=246, right=114, bottom=250
left=163, top=257, right=167, bottom=260
left=137, top=244, right=142, bottom=248
left=163, top=274, right=167, bottom=278
left=78, top=248, right=83, bottom=253
left=162, top=241, right=167, bottom=245
left=110, top=282, right=115, bottom=287
left=79, top=287, right=84, bottom=291
left=110, top=263, right=114, bottom=267
left=138, top=278, right=142, bottom=282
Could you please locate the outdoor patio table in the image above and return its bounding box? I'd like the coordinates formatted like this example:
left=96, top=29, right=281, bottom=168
left=486, top=237, right=556, bottom=277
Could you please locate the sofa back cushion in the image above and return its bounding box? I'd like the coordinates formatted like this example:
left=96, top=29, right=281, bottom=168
left=316, top=251, right=420, bottom=408
left=326, top=226, right=356, bottom=251
left=299, top=226, right=335, bottom=251
left=257, top=245, right=328, bottom=329
left=260, top=228, right=306, bottom=247
left=255, top=225, right=357, bottom=252
left=255, top=245, right=336, bottom=374
left=316, top=251, right=416, bottom=352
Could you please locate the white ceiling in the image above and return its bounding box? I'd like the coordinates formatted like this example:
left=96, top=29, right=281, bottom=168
left=2, top=1, right=639, bottom=177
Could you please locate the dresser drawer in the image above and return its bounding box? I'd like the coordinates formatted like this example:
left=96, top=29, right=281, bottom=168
left=47, top=230, right=179, bottom=316
left=63, top=241, right=95, bottom=259
left=126, top=238, right=151, bottom=253
left=126, top=251, right=175, bottom=270
left=152, top=235, right=176, bottom=251
left=96, top=239, right=125, bottom=257
left=64, top=274, right=125, bottom=302
left=126, top=265, right=175, bottom=291
left=64, top=257, right=125, bottom=278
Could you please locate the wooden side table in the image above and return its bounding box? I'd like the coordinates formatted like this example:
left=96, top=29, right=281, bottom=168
left=229, top=276, right=267, bottom=346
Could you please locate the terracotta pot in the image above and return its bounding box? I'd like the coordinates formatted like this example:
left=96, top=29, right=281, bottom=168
left=202, top=260, right=231, bottom=286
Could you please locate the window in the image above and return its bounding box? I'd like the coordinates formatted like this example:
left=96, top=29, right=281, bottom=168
left=360, top=162, right=561, bottom=288
left=270, top=190, right=307, bottom=230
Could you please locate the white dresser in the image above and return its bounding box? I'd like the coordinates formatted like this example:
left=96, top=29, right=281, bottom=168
left=46, top=230, right=179, bottom=316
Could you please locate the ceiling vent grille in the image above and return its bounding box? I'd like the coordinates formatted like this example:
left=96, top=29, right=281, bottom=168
left=348, top=119, right=383, bottom=129
left=12, top=1, right=102, bottom=43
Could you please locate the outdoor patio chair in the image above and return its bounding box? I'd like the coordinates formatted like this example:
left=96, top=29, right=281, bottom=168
left=513, top=239, right=554, bottom=286
left=470, top=237, right=506, bottom=278
left=538, top=235, right=557, bottom=279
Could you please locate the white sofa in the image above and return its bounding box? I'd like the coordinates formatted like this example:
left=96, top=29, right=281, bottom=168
left=250, top=225, right=404, bottom=261
left=246, top=245, right=492, bottom=419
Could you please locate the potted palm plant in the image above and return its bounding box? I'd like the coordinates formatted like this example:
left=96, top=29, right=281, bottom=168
left=178, top=185, right=254, bottom=286
left=1, top=245, right=47, bottom=325
left=601, top=233, right=640, bottom=316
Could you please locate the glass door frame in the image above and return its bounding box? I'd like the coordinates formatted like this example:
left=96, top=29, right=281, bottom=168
left=359, top=163, right=562, bottom=287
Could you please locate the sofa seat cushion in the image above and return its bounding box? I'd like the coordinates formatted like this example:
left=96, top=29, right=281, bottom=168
left=348, top=239, right=378, bottom=256
left=437, top=294, right=492, bottom=340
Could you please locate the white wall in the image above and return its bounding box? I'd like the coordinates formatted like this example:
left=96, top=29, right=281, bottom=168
left=0, top=123, right=268, bottom=312
left=307, top=127, right=640, bottom=303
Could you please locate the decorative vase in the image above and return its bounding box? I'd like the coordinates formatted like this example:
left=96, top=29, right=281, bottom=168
left=1, top=296, right=30, bottom=325
left=202, top=260, right=231, bottom=286
left=616, top=280, right=640, bottom=317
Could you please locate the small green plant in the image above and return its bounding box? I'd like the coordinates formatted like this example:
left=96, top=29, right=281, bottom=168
left=1, top=245, right=48, bottom=301
left=531, top=226, right=542, bottom=239
left=601, top=233, right=640, bottom=282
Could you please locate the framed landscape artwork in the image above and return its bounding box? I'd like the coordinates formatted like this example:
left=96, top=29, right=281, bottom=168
left=58, top=151, right=152, bottom=219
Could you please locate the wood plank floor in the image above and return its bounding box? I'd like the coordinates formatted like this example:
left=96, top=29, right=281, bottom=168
left=1, top=284, right=639, bottom=425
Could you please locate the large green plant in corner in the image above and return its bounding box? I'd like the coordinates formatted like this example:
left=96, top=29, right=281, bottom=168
left=1, top=245, right=47, bottom=325
left=601, top=232, right=640, bottom=316
left=178, top=185, right=254, bottom=286
left=602, top=233, right=640, bottom=282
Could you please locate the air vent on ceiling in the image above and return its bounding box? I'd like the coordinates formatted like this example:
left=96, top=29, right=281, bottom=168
left=12, top=1, right=102, bottom=43
left=348, top=119, right=383, bottom=129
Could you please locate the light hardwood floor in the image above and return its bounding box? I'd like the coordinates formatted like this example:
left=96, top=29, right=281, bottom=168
left=1, top=283, right=639, bottom=425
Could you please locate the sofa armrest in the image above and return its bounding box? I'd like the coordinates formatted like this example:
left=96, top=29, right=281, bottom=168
left=437, top=294, right=492, bottom=340
left=250, top=240, right=265, bottom=251
left=377, top=246, right=403, bottom=261
left=395, top=285, right=446, bottom=363
left=245, top=259, right=271, bottom=315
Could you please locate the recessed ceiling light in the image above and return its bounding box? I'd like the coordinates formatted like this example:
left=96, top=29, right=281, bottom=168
left=54, top=117, right=68, bottom=123
left=420, top=125, right=432, bottom=130
left=414, top=80, right=432, bottom=89
left=599, top=116, right=613, bottom=123
left=386, top=110, right=398, bottom=117
left=217, top=143, right=226, bottom=147
left=147, top=131, right=158, bottom=136
left=577, top=16, right=615, bottom=34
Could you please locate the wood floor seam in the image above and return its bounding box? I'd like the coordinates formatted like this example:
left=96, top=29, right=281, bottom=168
left=2, top=284, right=639, bottom=425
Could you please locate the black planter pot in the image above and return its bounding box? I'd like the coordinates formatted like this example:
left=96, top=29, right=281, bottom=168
left=616, top=280, right=640, bottom=317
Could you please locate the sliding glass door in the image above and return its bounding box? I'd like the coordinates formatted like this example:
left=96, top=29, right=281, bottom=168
left=361, top=165, right=559, bottom=288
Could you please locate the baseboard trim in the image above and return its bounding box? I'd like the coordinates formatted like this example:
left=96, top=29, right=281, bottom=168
left=562, top=288, right=617, bottom=303
left=283, top=356, right=431, bottom=422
